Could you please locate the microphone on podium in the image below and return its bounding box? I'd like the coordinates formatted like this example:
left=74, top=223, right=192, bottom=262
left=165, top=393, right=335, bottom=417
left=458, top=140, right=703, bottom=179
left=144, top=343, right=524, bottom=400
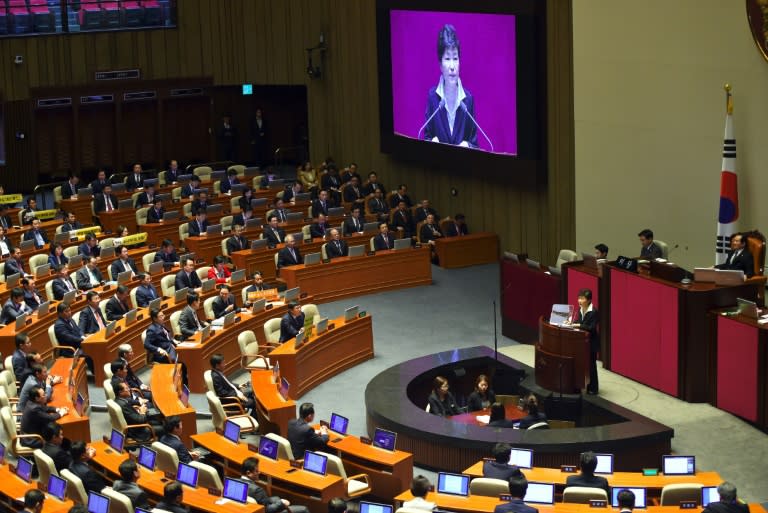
left=417, top=99, right=445, bottom=141
left=460, top=101, right=494, bottom=152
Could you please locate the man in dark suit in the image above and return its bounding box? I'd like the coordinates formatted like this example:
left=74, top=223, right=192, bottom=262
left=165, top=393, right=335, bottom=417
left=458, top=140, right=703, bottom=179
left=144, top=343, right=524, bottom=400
left=392, top=201, right=416, bottom=239
left=445, top=213, right=469, bottom=236
left=494, top=473, right=538, bottom=513
left=342, top=207, right=364, bottom=236
left=212, top=285, right=236, bottom=319
left=60, top=212, right=84, bottom=233
left=155, top=239, right=180, bottom=269
left=23, top=218, right=50, bottom=249
left=12, top=333, right=33, bottom=384
left=0, top=206, right=12, bottom=232
left=420, top=213, right=443, bottom=244
left=20, top=197, right=38, bottom=225
left=277, top=235, right=302, bottom=269
left=0, top=226, right=12, bottom=257
left=178, top=292, right=208, bottom=339
left=244, top=271, right=275, bottom=304
left=110, top=245, right=138, bottom=280
left=117, top=344, right=152, bottom=399
left=483, top=443, right=521, bottom=481
left=145, top=197, right=165, bottom=223
left=51, top=265, right=78, bottom=301
left=175, top=257, right=202, bottom=293
left=180, top=176, right=201, bottom=199
left=241, top=457, right=309, bottom=513
left=78, top=291, right=108, bottom=334
left=363, top=171, right=386, bottom=198
left=342, top=175, right=365, bottom=211
left=263, top=215, right=286, bottom=247
left=325, top=229, right=348, bottom=259
left=53, top=303, right=86, bottom=352
left=135, top=273, right=159, bottom=307
left=702, top=482, right=749, bottom=513
left=134, top=183, right=156, bottom=208
left=165, top=160, right=181, bottom=184
left=219, top=169, right=240, bottom=194
left=390, top=184, right=413, bottom=209
left=415, top=199, right=439, bottom=223
left=368, top=189, right=389, bottom=223
left=0, top=287, right=32, bottom=325
left=309, top=213, right=328, bottom=239
left=187, top=211, right=209, bottom=237
left=287, top=402, right=329, bottom=458
left=232, top=206, right=256, bottom=228
left=144, top=309, right=178, bottom=364
left=94, top=184, right=119, bottom=214
left=5, top=248, right=28, bottom=279
left=105, top=285, right=131, bottom=321
left=250, top=108, right=268, bottom=166
left=78, top=233, right=101, bottom=258
left=567, top=289, right=600, bottom=395
left=311, top=190, right=332, bottom=218
left=616, top=490, right=636, bottom=513
left=191, top=190, right=211, bottom=215
left=114, top=381, right=156, bottom=442
left=90, top=169, right=109, bottom=194
left=279, top=301, right=305, bottom=343
left=272, top=198, right=289, bottom=224
left=160, top=416, right=202, bottom=464
left=715, top=232, right=754, bottom=277
left=210, top=353, right=255, bottom=415
left=113, top=459, right=151, bottom=510
left=69, top=441, right=107, bottom=494
left=21, top=386, right=64, bottom=448
left=282, top=182, right=303, bottom=204
left=76, top=256, right=104, bottom=290
left=565, top=451, right=609, bottom=494
left=638, top=228, right=663, bottom=259
left=125, top=163, right=145, bottom=191
left=61, top=175, right=81, bottom=199
left=42, top=422, right=72, bottom=473
left=373, top=223, right=395, bottom=251
left=21, top=279, right=43, bottom=310
left=156, top=481, right=191, bottom=513
left=226, top=224, right=249, bottom=255
left=321, top=166, right=342, bottom=205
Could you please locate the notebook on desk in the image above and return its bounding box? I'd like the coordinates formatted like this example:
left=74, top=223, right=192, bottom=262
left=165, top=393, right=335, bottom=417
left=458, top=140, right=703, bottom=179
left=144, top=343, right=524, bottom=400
left=223, top=477, right=249, bottom=504
left=138, top=446, right=157, bottom=471
left=359, top=502, right=393, bottom=513
left=508, top=447, right=533, bottom=468
left=87, top=491, right=110, bottom=513
left=47, top=474, right=67, bottom=501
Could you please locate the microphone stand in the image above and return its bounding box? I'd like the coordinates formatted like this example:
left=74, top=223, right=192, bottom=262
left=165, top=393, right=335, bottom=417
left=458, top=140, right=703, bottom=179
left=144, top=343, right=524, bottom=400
left=417, top=100, right=445, bottom=141
left=460, top=101, right=494, bottom=152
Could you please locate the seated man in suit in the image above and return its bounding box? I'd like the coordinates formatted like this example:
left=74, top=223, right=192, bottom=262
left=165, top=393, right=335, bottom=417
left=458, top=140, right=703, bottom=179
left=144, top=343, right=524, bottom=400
left=368, top=188, right=389, bottom=223
left=415, top=199, right=439, bottom=223
left=391, top=201, right=416, bottom=239
left=363, top=171, right=386, bottom=198
left=53, top=303, right=85, bottom=352
left=165, top=159, right=181, bottom=185
left=180, top=175, right=202, bottom=199
left=232, top=205, right=256, bottom=227
left=445, top=213, right=469, bottom=237
left=76, top=256, right=104, bottom=290
left=126, top=163, right=145, bottom=191
left=23, top=218, right=50, bottom=249
left=226, top=224, right=249, bottom=254
left=279, top=301, right=305, bottom=343
left=17, top=363, right=58, bottom=412
left=309, top=213, right=328, bottom=239
left=111, top=245, right=138, bottom=279
left=272, top=198, right=289, bottom=224
left=187, top=210, right=209, bottom=237
left=145, top=196, right=165, bottom=223
left=113, top=381, right=159, bottom=442
left=282, top=181, right=303, bottom=204
left=210, top=353, right=256, bottom=416
left=638, top=228, right=663, bottom=259
left=113, top=460, right=151, bottom=510
left=212, top=284, right=236, bottom=319
left=191, top=190, right=211, bottom=215
left=342, top=207, right=364, bottom=236
left=420, top=213, right=443, bottom=244
left=287, top=402, right=329, bottom=457
left=156, top=481, right=191, bottom=513
left=219, top=169, right=240, bottom=194
left=106, top=285, right=132, bottom=321
left=21, top=386, right=65, bottom=448
left=5, top=247, right=29, bottom=279
left=42, top=422, right=73, bottom=473
left=241, top=457, right=310, bottom=513
left=390, top=184, right=413, bottom=209
left=90, top=169, right=108, bottom=194
left=60, top=211, right=84, bottom=232
left=144, top=308, right=177, bottom=362
left=22, top=278, right=44, bottom=310
left=155, top=239, right=180, bottom=269
left=0, top=226, right=12, bottom=257
left=78, top=291, right=108, bottom=334
left=69, top=441, right=107, bottom=494
left=78, top=233, right=101, bottom=259
left=51, top=264, right=78, bottom=301
left=244, top=271, right=275, bottom=304
left=483, top=443, right=521, bottom=481
left=342, top=175, right=365, bottom=211
left=564, top=451, right=610, bottom=494
left=277, top=235, right=303, bottom=269
left=94, top=184, right=119, bottom=213
left=117, top=344, right=151, bottom=399
left=325, top=228, right=348, bottom=259
left=12, top=333, right=33, bottom=383
left=494, top=472, right=537, bottom=513
left=178, top=292, right=208, bottom=339
left=263, top=215, right=286, bottom=247
left=207, top=255, right=231, bottom=284
left=311, top=189, right=333, bottom=218
left=0, top=287, right=33, bottom=325
left=175, top=257, right=203, bottom=293
left=135, top=273, right=160, bottom=307
left=373, top=222, right=395, bottom=251
left=61, top=175, right=81, bottom=199
left=134, top=182, right=156, bottom=208
left=20, top=197, right=38, bottom=225
left=715, top=232, right=754, bottom=277
left=160, top=415, right=204, bottom=464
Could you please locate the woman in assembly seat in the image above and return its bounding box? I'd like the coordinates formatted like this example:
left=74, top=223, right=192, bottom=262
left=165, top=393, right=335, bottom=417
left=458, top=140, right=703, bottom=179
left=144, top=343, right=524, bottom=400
left=48, top=243, right=69, bottom=268
left=517, top=394, right=548, bottom=429
left=467, top=374, right=496, bottom=411
left=427, top=375, right=461, bottom=417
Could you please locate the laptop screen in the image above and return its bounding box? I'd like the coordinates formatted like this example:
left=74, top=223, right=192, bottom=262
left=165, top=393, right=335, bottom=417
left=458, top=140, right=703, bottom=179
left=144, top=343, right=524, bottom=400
left=303, top=451, right=328, bottom=475
left=508, top=448, right=533, bottom=469
left=48, top=474, right=67, bottom=500
left=109, top=428, right=125, bottom=453
left=138, top=446, right=156, bottom=471
left=223, top=419, right=240, bottom=444
left=436, top=472, right=470, bottom=496
left=15, top=456, right=32, bottom=482
left=663, top=455, right=695, bottom=475
left=177, top=462, right=199, bottom=487
left=702, top=486, right=718, bottom=507
left=359, top=502, right=394, bottom=513
left=0, top=442, right=5, bottom=464
left=612, top=487, right=647, bottom=508
left=223, top=477, right=250, bottom=504
left=180, top=384, right=190, bottom=407
left=524, top=482, right=555, bottom=504
left=372, top=428, right=396, bottom=451
left=87, top=492, right=110, bottom=513
left=258, top=437, right=279, bottom=460
left=75, top=393, right=85, bottom=416
left=329, top=413, right=349, bottom=434
left=593, top=453, right=614, bottom=474
left=278, top=377, right=290, bottom=400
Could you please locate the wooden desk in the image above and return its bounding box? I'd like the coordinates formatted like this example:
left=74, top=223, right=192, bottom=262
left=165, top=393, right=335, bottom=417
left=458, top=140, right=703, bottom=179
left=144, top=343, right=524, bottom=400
left=501, top=257, right=562, bottom=343
left=143, top=219, right=185, bottom=248
left=98, top=209, right=139, bottom=234
left=151, top=364, right=196, bottom=446
left=268, top=315, right=374, bottom=399
left=50, top=357, right=91, bottom=443
left=280, top=247, right=432, bottom=303
left=59, top=197, right=96, bottom=225
left=191, top=431, right=344, bottom=513
left=0, top=465, right=74, bottom=513
left=433, top=232, right=499, bottom=268
left=250, top=369, right=296, bottom=436
left=448, top=404, right=525, bottom=426
left=536, top=318, right=590, bottom=393
left=90, top=441, right=263, bottom=513
left=327, top=433, right=413, bottom=499
left=185, top=234, right=229, bottom=267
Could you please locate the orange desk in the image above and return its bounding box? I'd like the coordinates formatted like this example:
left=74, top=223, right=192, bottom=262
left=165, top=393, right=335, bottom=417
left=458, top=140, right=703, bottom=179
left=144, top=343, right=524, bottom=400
left=98, top=209, right=139, bottom=234
left=59, top=197, right=95, bottom=226
left=268, top=315, right=374, bottom=399
left=90, top=441, right=263, bottom=513
left=250, top=369, right=296, bottom=436
left=280, top=247, right=432, bottom=303
left=50, top=357, right=91, bottom=443
left=434, top=232, right=499, bottom=268
left=327, top=433, right=413, bottom=499
left=0, top=465, right=74, bottom=513
left=151, top=364, right=196, bottom=446
left=143, top=219, right=185, bottom=248
left=191, top=431, right=344, bottom=513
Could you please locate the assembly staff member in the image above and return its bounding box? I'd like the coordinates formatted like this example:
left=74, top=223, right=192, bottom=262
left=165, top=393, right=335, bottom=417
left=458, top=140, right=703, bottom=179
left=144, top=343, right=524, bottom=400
left=422, top=24, right=478, bottom=148
left=566, top=288, right=600, bottom=395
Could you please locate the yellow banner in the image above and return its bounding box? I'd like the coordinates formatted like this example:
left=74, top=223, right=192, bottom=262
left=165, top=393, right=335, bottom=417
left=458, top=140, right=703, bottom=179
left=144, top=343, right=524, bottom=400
left=120, top=232, right=148, bottom=245
left=73, top=226, right=101, bottom=240
left=0, top=194, right=22, bottom=204
left=35, top=209, right=58, bottom=220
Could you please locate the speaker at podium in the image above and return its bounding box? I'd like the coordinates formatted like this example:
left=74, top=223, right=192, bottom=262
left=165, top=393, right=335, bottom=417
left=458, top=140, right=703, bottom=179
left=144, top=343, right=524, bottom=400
left=535, top=308, right=590, bottom=395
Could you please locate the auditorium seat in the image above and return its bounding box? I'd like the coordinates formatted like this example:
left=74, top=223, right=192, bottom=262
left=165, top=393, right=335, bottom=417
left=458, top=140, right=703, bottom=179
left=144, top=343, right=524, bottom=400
left=33, top=448, right=58, bottom=485
left=142, top=251, right=157, bottom=272
left=120, top=0, right=143, bottom=26
left=562, top=486, right=608, bottom=504
left=61, top=468, right=89, bottom=504
left=1, top=405, right=40, bottom=458
left=659, top=483, right=703, bottom=506
left=300, top=304, right=320, bottom=325
left=263, top=317, right=282, bottom=344
left=100, top=488, right=135, bottom=513
left=103, top=362, right=114, bottom=379
left=160, top=274, right=175, bottom=297
left=7, top=0, right=31, bottom=34
left=220, top=214, right=233, bottom=233
left=469, top=477, right=509, bottom=497
left=555, top=249, right=578, bottom=269
left=48, top=324, right=76, bottom=357
left=654, top=239, right=669, bottom=259
left=140, top=0, right=162, bottom=26
left=205, top=391, right=258, bottom=436
left=28, top=0, right=54, bottom=32
left=78, top=0, right=103, bottom=30
left=64, top=245, right=80, bottom=259
left=318, top=451, right=371, bottom=498
left=151, top=440, right=179, bottom=474
left=103, top=379, right=115, bottom=400
left=237, top=331, right=272, bottom=370
left=29, top=254, right=48, bottom=271
left=136, top=206, right=149, bottom=226
left=106, top=398, right=157, bottom=447
left=203, top=296, right=216, bottom=320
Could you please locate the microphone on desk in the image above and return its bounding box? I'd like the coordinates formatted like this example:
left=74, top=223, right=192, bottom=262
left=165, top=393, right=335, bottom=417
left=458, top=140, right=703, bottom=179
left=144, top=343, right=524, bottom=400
left=460, top=101, right=494, bottom=152
left=417, top=100, right=445, bottom=141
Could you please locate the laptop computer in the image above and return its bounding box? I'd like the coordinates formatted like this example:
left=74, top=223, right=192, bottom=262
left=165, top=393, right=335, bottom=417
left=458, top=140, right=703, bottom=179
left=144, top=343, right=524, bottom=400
left=436, top=472, right=470, bottom=496
left=304, top=252, right=321, bottom=266
left=47, top=474, right=67, bottom=501
left=117, top=270, right=133, bottom=285
left=211, top=170, right=227, bottom=181
left=176, top=462, right=199, bottom=488
left=5, top=273, right=20, bottom=288
left=258, top=437, right=279, bottom=460
left=144, top=178, right=159, bottom=188
left=54, top=232, right=71, bottom=244
left=230, top=269, right=245, bottom=283
left=348, top=244, right=365, bottom=257
left=251, top=198, right=268, bottom=208
left=111, top=183, right=127, bottom=193
left=108, top=428, right=125, bottom=453
left=303, top=451, right=328, bottom=476
left=69, top=255, right=83, bottom=268
left=177, top=174, right=193, bottom=183
left=138, top=446, right=157, bottom=471
left=156, top=193, right=171, bottom=203
left=174, top=287, right=189, bottom=303
left=250, top=298, right=266, bottom=313
left=148, top=260, right=164, bottom=274
left=524, top=482, right=556, bottom=505
left=294, top=330, right=305, bottom=348
left=359, top=502, right=394, bottom=513
left=328, top=207, right=345, bottom=217
left=246, top=218, right=263, bottom=231
left=286, top=212, right=303, bottom=222
left=223, top=419, right=241, bottom=443
left=14, top=314, right=27, bottom=331
left=251, top=238, right=268, bottom=250
left=230, top=184, right=247, bottom=194
left=701, top=486, right=718, bottom=507
left=118, top=198, right=134, bottom=210
left=223, top=477, right=250, bottom=504
left=36, top=301, right=50, bottom=316
left=201, top=278, right=216, bottom=292
left=372, top=428, right=397, bottom=451
left=316, top=318, right=328, bottom=334
left=163, top=211, right=180, bottom=222
left=200, top=324, right=211, bottom=342
left=393, top=238, right=410, bottom=250
left=87, top=491, right=110, bottom=513
left=278, top=377, right=290, bottom=400
left=593, top=453, right=614, bottom=474
left=206, top=224, right=222, bottom=236
left=611, top=487, right=647, bottom=508
left=283, top=287, right=299, bottom=302
left=63, top=289, right=77, bottom=304
left=329, top=413, right=349, bottom=435
left=77, top=187, right=93, bottom=199
left=344, top=305, right=359, bottom=321
left=100, top=246, right=115, bottom=258
left=508, top=448, right=533, bottom=468
left=662, top=455, right=695, bottom=475
left=33, top=263, right=50, bottom=278
left=206, top=205, right=223, bottom=216
left=148, top=297, right=162, bottom=311
left=105, top=321, right=116, bottom=338
left=125, top=308, right=137, bottom=324
left=15, top=456, right=32, bottom=482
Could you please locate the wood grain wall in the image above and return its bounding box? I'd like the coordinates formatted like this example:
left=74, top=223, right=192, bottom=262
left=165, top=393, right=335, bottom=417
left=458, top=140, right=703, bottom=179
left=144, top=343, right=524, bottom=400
left=0, top=0, right=574, bottom=263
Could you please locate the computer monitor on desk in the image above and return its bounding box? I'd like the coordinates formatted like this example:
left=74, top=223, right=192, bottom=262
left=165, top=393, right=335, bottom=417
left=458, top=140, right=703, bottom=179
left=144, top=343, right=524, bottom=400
left=508, top=447, right=533, bottom=468
left=87, top=491, right=111, bottom=513
left=359, top=502, right=393, bottom=513
left=701, top=486, right=718, bottom=507
left=663, top=454, right=695, bottom=475
left=329, top=413, right=349, bottom=435
left=372, top=428, right=397, bottom=451
left=47, top=474, right=67, bottom=501
left=223, top=419, right=240, bottom=444
left=258, top=437, right=279, bottom=460
left=303, top=451, right=328, bottom=476
left=176, top=462, right=199, bottom=488
left=436, top=472, right=469, bottom=496
left=108, top=428, right=124, bottom=453
left=611, top=487, right=647, bottom=508
left=523, top=482, right=555, bottom=505
left=223, top=477, right=250, bottom=504
left=593, top=453, right=614, bottom=474
left=138, top=446, right=157, bottom=471
left=15, top=456, right=32, bottom=482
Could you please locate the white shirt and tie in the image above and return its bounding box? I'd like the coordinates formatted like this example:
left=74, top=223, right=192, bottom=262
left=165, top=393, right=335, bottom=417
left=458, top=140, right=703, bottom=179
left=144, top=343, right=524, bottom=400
left=89, top=268, right=100, bottom=287
left=105, top=196, right=114, bottom=211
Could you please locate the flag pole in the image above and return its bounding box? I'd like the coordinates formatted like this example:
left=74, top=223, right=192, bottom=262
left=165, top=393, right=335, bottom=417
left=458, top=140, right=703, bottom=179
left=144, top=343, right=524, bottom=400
left=715, top=83, right=738, bottom=265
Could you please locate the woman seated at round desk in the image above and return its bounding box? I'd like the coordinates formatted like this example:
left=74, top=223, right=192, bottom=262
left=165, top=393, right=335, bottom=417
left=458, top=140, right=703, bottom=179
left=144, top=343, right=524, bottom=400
left=427, top=375, right=461, bottom=416
left=488, top=402, right=517, bottom=428
left=48, top=243, right=69, bottom=268
left=518, top=394, right=549, bottom=429
left=467, top=374, right=496, bottom=411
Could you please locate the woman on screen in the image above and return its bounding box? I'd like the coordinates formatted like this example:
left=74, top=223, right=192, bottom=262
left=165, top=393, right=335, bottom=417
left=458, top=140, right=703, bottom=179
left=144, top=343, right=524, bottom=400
left=427, top=375, right=461, bottom=416
left=422, top=24, right=478, bottom=148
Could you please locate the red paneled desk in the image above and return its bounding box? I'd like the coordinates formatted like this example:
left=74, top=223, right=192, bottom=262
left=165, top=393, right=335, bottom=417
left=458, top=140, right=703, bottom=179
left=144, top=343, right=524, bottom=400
left=500, top=256, right=562, bottom=343
left=603, top=263, right=759, bottom=403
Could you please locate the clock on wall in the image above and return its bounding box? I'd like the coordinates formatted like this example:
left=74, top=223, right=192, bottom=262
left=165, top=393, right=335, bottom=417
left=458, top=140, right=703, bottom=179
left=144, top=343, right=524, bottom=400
left=747, top=0, right=768, bottom=61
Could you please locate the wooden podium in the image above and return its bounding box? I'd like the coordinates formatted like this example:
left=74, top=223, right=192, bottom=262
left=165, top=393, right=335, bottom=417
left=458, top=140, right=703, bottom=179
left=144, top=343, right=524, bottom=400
left=535, top=317, right=589, bottom=393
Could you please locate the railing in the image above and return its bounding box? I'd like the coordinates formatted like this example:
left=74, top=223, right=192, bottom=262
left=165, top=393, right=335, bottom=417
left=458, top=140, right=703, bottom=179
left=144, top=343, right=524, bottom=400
left=33, top=181, right=67, bottom=209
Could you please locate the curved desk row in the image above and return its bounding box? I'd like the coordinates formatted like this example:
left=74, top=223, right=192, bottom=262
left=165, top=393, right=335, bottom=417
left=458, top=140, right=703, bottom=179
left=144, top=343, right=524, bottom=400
left=0, top=465, right=74, bottom=512
left=49, top=356, right=91, bottom=443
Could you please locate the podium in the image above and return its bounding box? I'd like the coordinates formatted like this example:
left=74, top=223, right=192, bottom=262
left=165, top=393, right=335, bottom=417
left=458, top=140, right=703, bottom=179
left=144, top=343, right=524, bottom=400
left=535, top=317, right=589, bottom=393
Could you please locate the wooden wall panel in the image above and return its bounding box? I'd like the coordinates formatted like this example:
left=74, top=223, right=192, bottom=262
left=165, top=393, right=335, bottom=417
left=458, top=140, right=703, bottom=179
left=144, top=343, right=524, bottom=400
left=78, top=103, right=116, bottom=170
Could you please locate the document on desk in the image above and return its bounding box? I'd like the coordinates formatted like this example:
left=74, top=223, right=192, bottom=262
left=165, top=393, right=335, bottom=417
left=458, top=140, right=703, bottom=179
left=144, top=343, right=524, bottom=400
left=758, top=319, right=768, bottom=325
left=177, top=341, right=197, bottom=347
left=476, top=415, right=490, bottom=424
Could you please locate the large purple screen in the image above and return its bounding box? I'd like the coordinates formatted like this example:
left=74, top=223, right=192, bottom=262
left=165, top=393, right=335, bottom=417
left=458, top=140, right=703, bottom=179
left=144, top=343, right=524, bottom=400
left=390, top=10, right=518, bottom=155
